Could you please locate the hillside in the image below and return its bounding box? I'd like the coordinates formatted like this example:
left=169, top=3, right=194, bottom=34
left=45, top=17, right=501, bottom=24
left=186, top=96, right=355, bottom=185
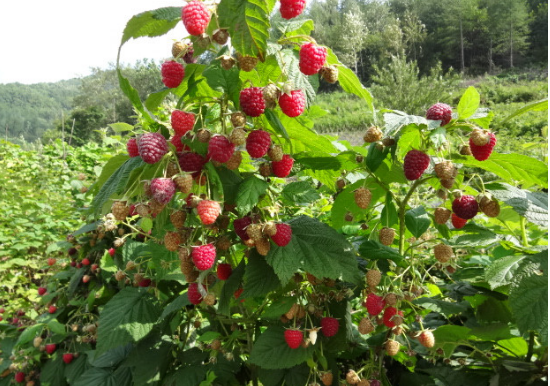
left=0, top=79, right=81, bottom=143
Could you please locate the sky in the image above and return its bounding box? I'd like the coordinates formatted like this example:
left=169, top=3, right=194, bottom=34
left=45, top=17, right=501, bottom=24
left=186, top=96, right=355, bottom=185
left=0, top=0, right=185, bottom=84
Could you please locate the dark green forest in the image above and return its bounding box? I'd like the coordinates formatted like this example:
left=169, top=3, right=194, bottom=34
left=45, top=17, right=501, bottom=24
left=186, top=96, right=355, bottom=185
left=0, top=0, right=546, bottom=144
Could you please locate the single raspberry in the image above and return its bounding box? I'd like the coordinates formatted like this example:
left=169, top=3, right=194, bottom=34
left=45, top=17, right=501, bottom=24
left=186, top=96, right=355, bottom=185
left=354, top=187, right=372, bottom=209
left=434, top=207, right=451, bottom=225
left=188, top=282, right=203, bottom=304
left=279, top=90, right=306, bottom=117
left=212, top=28, right=229, bottom=45
left=479, top=195, right=500, bottom=217
left=197, top=129, right=211, bottom=143
left=174, top=174, right=193, bottom=194
left=385, top=339, right=400, bottom=356
left=280, top=0, right=306, bottom=19
left=226, top=150, right=242, bottom=170
left=299, top=43, right=328, bottom=75
left=418, top=330, right=435, bottom=348
left=207, top=135, right=235, bottom=163
left=82, top=257, right=90, bottom=266
left=358, top=317, right=375, bottom=334
left=272, top=154, right=294, bottom=177
left=469, top=131, right=496, bottom=161
left=246, top=223, right=263, bottom=241
left=238, top=54, right=259, bottom=72
left=220, top=55, right=236, bottom=70
left=170, top=210, right=187, bottom=229
left=150, top=178, right=176, bottom=205
left=382, top=307, right=404, bottom=328
left=164, top=231, right=181, bottom=252
left=403, top=150, right=430, bottom=180
left=270, top=223, right=292, bottom=246
left=234, top=288, right=244, bottom=299
left=434, top=243, right=453, bottom=263
left=451, top=213, right=468, bottom=229
left=38, top=287, right=47, bottom=296
left=364, top=293, right=385, bottom=316
left=320, top=372, right=334, bottom=386
left=255, top=237, right=271, bottom=256
left=111, top=200, right=129, bottom=221
left=259, top=162, right=273, bottom=177
left=63, top=353, right=74, bottom=364
left=14, top=372, right=25, bottom=383
left=170, top=134, right=188, bottom=154
left=434, top=161, right=457, bottom=180
left=45, top=343, right=57, bottom=354
left=172, top=40, right=189, bottom=58
left=452, top=195, right=478, bottom=220
left=470, top=128, right=491, bottom=146
left=171, top=110, right=195, bottom=135
left=178, top=152, right=207, bottom=177
left=263, top=83, right=280, bottom=109
left=246, top=129, right=271, bottom=158
left=234, top=217, right=252, bottom=241
left=321, top=317, right=339, bottom=337
left=284, top=329, right=303, bottom=349
left=366, top=269, right=381, bottom=287
left=197, top=200, right=221, bottom=225
left=203, top=292, right=216, bottom=306
left=161, top=60, right=185, bottom=88
left=426, top=103, right=452, bottom=126
left=319, top=65, right=339, bottom=83
left=346, top=370, right=361, bottom=385
left=364, top=126, right=383, bottom=143
left=182, top=0, right=211, bottom=36
left=268, top=145, right=283, bottom=162
left=240, top=87, right=266, bottom=117
left=192, top=244, right=216, bottom=270
left=127, top=138, right=139, bottom=157
left=440, top=177, right=455, bottom=189
left=229, top=128, right=247, bottom=147
left=217, top=263, right=232, bottom=280
left=138, top=132, right=168, bottom=164
left=230, top=112, right=247, bottom=128
left=48, top=305, right=57, bottom=314
left=379, top=227, right=395, bottom=246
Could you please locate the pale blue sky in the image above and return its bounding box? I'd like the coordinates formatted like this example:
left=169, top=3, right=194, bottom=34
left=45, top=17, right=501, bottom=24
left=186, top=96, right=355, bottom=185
left=0, top=0, right=184, bottom=84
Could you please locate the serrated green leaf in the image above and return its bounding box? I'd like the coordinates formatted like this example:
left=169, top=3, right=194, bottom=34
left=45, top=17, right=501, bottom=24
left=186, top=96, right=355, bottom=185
left=216, top=167, right=243, bottom=205
left=175, top=366, right=208, bottom=386
left=242, top=251, right=281, bottom=297
left=264, top=109, right=290, bottom=141
left=125, top=332, right=172, bottom=385
left=457, top=86, right=480, bottom=120
left=413, top=298, right=468, bottom=315
left=161, top=293, right=191, bottom=320
left=432, top=325, right=471, bottom=357
left=275, top=19, right=314, bottom=37
left=15, top=323, right=44, bottom=347
left=485, top=254, right=527, bottom=290
left=120, top=7, right=181, bottom=46
left=261, top=297, right=294, bottom=319
left=73, top=367, right=121, bottom=386
left=265, top=216, right=361, bottom=284
left=384, top=113, right=439, bottom=137
left=96, top=287, right=161, bottom=356
left=497, top=337, right=528, bottom=357
left=91, top=154, right=129, bottom=195
left=217, top=0, right=275, bottom=59
left=236, top=175, right=269, bottom=215
left=249, top=326, right=315, bottom=369
left=122, top=239, right=149, bottom=263
left=486, top=183, right=548, bottom=227
left=281, top=181, right=320, bottom=206
left=145, top=89, right=171, bottom=112
left=40, top=355, right=67, bottom=386
left=64, top=354, right=90, bottom=385
left=294, top=156, right=341, bottom=170
left=509, top=274, right=548, bottom=344
left=429, top=127, right=447, bottom=148
left=449, top=224, right=500, bottom=247
left=358, top=240, right=405, bottom=265
left=117, top=69, right=153, bottom=123
left=405, top=206, right=430, bottom=238
left=203, top=62, right=241, bottom=107
left=108, top=122, right=134, bottom=133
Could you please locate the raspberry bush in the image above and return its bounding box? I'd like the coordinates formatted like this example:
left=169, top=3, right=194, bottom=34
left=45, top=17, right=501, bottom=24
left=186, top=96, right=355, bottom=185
left=0, top=2, right=547, bottom=386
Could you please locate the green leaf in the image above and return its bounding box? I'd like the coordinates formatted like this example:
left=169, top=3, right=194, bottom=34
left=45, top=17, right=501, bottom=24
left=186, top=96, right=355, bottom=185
left=203, top=62, right=241, bottom=107
left=486, top=183, right=548, bottom=227
left=432, top=325, right=471, bottom=357
left=380, top=192, right=398, bottom=228
left=384, top=113, right=439, bottom=137
left=485, top=254, right=527, bottom=290
left=429, top=127, right=447, bottom=148
left=365, top=142, right=389, bottom=172
left=497, top=337, right=528, bottom=357
left=449, top=224, right=500, bottom=247
left=502, top=98, right=548, bottom=122
left=261, top=297, right=294, bottom=320
left=452, top=153, right=548, bottom=189
left=281, top=181, right=320, bottom=206
left=204, top=163, right=225, bottom=203
left=15, top=323, right=44, bottom=347
left=125, top=332, right=172, bottom=385
left=174, top=366, right=208, bottom=386
left=264, top=109, right=290, bottom=141
left=216, top=167, right=243, bottom=205
left=40, top=355, right=67, bottom=386
left=249, top=326, right=315, bottom=369
left=294, top=155, right=341, bottom=170
left=236, top=175, right=269, bottom=215
left=405, top=206, right=431, bottom=238
left=73, top=367, right=128, bottom=386
left=120, top=7, right=181, bottom=46
left=160, top=293, right=191, bottom=320
left=457, top=86, right=480, bottom=120
left=64, top=354, right=90, bottom=385
left=358, top=240, right=405, bottom=266
left=91, top=154, right=129, bottom=195
left=509, top=274, right=548, bottom=344
left=117, top=69, right=153, bottom=123
left=217, top=0, right=276, bottom=59
left=242, top=251, right=281, bottom=298
left=96, top=287, right=161, bottom=356
left=275, top=18, right=314, bottom=37
left=265, top=216, right=361, bottom=284
left=218, top=260, right=246, bottom=316
left=145, top=89, right=171, bottom=112
left=108, top=122, right=134, bottom=133
left=413, top=298, right=468, bottom=316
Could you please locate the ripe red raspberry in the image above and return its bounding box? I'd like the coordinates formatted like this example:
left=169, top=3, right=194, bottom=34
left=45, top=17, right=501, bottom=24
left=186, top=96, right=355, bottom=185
left=272, top=154, right=294, bottom=178
left=208, top=135, right=235, bottom=163
left=469, top=132, right=497, bottom=161
left=127, top=138, right=139, bottom=157
left=299, top=43, right=328, bottom=75
left=170, top=134, right=189, bottom=154
left=171, top=110, right=195, bottom=135
left=284, top=329, right=303, bottom=349
left=240, top=87, right=266, bottom=117
left=280, top=0, right=306, bottom=19
left=270, top=223, right=292, bottom=247
left=38, top=287, right=47, bottom=296
left=139, top=278, right=152, bottom=287
left=418, top=330, right=435, bottom=348
left=188, top=282, right=203, bottom=305
left=178, top=152, right=207, bottom=177
left=161, top=60, right=185, bottom=88
left=217, top=263, right=232, bottom=280
left=138, top=132, right=168, bottom=164
left=246, top=129, right=271, bottom=158
left=82, top=257, right=90, bottom=266
left=45, top=343, right=57, bottom=354
left=150, top=178, right=176, bottom=205
left=321, top=317, right=339, bottom=337
left=48, top=305, right=57, bottom=314
left=234, top=217, right=252, bottom=241
left=197, top=200, right=221, bottom=225
left=14, top=372, right=25, bottom=383
left=426, top=103, right=452, bottom=126
left=63, top=353, right=74, bottom=364
left=182, top=0, right=211, bottom=36
left=364, top=293, right=385, bottom=316
left=452, top=195, right=478, bottom=220
left=403, top=150, right=430, bottom=180
left=451, top=213, right=467, bottom=229
left=279, top=90, right=306, bottom=117
left=192, top=244, right=216, bottom=270
left=382, top=307, right=404, bottom=328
